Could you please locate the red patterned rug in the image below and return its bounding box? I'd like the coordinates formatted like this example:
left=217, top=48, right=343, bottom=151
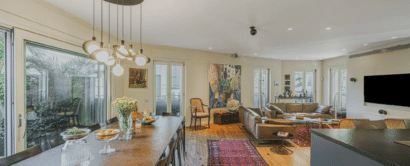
left=208, top=139, right=268, bottom=166
left=291, top=124, right=338, bottom=147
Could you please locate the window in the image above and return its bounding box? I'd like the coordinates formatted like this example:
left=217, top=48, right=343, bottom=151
left=254, top=68, right=269, bottom=110
left=329, top=68, right=347, bottom=113
left=25, top=42, right=107, bottom=150
left=295, top=70, right=315, bottom=103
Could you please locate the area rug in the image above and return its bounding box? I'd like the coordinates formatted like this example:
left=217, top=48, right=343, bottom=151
left=208, top=139, right=268, bottom=166
left=291, top=124, right=338, bottom=147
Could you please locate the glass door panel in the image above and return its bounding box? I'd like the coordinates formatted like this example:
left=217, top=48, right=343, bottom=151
left=295, top=71, right=304, bottom=95
left=25, top=42, right=107, bottom=151
left=253, top=69, right=260, bottom=108
left=260, top=69, right=269, bottom=109
left=253, top=68, right=269, bottom=110
left=0, top=30, right=6, bottom=157
left=155, top=62, right=185, bottom=116
left=171, top=64, right=183, bottom=116
left=155, top=64, right=168, bottom=115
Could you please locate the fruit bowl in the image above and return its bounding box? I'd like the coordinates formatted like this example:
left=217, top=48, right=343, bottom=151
left=136, top=116, right=159, bottom=125
left=93, top=129, right=120, bottom=154
left=60, top=128, right=91, bottom=141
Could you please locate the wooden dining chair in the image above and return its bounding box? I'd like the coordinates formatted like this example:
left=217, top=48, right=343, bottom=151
left=190, top=98, right=211, bottom=130
left=162, top=112, right=175, bottom=116
left=339, top=119, right=369, bottom=129
left=354, top=120, right=388, bottom=129
left=89, top=123, right=101, bottom=132
left=48, top=138, right=65, bottom=149
left=157, top=139, right=177, bottom=166
left=106, top=117, right=118, bottom=125
left=58, top=98, right=81, bottom=126
left=0, top=145, right=43, bottom=166
left=404, top=120, right=410, bottom=129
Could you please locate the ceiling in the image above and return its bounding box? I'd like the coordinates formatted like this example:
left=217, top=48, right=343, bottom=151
left=45, top=0, right=410, bottom=60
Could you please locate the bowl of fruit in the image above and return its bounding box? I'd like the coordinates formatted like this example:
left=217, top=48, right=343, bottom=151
left=60, top=127, right=91, bottom=141
left=136, top=116, right=159, bottom=125
left=93, top=129, right=120, bottom=154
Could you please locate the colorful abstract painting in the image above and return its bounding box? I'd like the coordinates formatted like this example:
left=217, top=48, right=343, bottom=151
left=129, top=68, right=148, bottom=89
left=208, top=64, right=241, bottom=108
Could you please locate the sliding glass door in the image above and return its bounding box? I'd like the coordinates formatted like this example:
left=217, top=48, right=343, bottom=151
left=254, top=68, right=269, bottom=110
left=0, top=28, right=13, bottom=157
left=24, top=42, right=107, bottom=150
left=329, top=68, right=347, bottom=113
left=295, top=70, right=316, bottom=103
left=155, top=61, right=185, bottom=116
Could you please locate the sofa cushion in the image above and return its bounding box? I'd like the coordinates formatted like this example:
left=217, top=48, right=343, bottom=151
left=303, top=113, right=332, bottom=119
left=316, top=105, right=332, bottom=114
left=249, top=107, right=263, bottom=117
left=265, top=119, right=295, bottom=125
left=270, top=105, right=284, bottom=114
left=269, top=103, right=287, bottom=113
left=286, top=103, right=303, bottom=113
left=302, top=103, right=319, bottom=113
left=264, top=107, right=274, bottom=118
left=276, top=113, right=295, bottom=119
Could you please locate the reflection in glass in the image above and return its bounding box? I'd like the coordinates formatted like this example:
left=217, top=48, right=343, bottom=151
left=25, top=43, right=106, bottom=151
left=171, top=65, right=182, bottom=116
left=155, top=64, right=168, bottom=115
left=0, top=35, right=5, bottom=157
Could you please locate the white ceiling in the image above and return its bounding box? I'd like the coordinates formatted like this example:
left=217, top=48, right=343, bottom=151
left=45, top=0, right=410, bottom=60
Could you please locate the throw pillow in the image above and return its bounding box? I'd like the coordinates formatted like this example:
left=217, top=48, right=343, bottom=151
left=270, top=105, right=284, bottom=114
left=316, top=105, right=332, bottom=114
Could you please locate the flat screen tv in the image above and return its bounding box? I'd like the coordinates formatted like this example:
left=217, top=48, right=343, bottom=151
left=364, top=73, right=410, bottom=107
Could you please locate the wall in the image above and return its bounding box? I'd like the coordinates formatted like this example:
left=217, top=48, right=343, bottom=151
left=347, top=48, right=410, bottom=119
left=116, top=44, right=283, bottom=124
left=322, top=56, right=348, bottom=105
left=281, top=60, right=323, bottom=104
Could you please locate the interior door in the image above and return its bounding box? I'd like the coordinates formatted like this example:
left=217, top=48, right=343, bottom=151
left=154, top=61, right=185, bottom=116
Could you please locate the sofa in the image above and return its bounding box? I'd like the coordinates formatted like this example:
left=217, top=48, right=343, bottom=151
left=264, top=103, right=332, bottom=119
left=238, top=106, right=295, bottom=141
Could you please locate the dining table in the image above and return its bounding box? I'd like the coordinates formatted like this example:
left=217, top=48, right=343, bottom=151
left=13, top=116, right=186, bottom=166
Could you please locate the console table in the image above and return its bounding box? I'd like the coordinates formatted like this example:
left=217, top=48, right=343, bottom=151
left=274, top=96, right=313, bottom=103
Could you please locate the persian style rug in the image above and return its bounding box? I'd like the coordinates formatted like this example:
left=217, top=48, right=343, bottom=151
left=207, top=139, right=268, bottom=166
left=291, top=124, right=338, bottom=147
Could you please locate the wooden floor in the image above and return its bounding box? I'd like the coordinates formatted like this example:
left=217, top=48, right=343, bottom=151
left=184, top=123, right=310, bottom=166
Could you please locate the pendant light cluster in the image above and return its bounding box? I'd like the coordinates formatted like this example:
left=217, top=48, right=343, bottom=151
left=82, top=0, right=150, bottom=77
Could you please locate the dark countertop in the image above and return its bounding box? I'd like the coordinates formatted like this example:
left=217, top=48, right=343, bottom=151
left=311, top=129, right=410, bottom=166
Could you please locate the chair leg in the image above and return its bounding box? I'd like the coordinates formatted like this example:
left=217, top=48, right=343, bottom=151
left=194, top=118, right=197, bottom=130
left=190, top=117, right=193, bottom=128
left=177, top=140, right=182, bottom=166
left=208, top=117, right=210, bottom=128
left=200, top=118, right=202, bottom=128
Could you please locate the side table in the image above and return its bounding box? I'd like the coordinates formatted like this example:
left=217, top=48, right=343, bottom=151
left=273, top=133, right=294, bottom=154
left=214, top=112, right=239, bottom=125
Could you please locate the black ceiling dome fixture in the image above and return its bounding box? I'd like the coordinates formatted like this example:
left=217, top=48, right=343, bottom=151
left=250, top=26, right=257, bottom=36
left=104, top=0, right=144, bottom=6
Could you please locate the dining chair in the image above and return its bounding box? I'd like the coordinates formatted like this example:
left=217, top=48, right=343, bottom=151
left=175, top=128, right=183, bottom=166
left=162, top=112, right=175, bottom=116
left=384, top=119, right=406, bottom=129
left=157, top=139, right=177, bottom=166
left=48, top=138, right=65, bottom=149
left=57, top=98, right=81, bottom=126
left=190, top=98, right=211, bottom=130
left=339, top=119, right=369, bottom=129
left=106, top=117, right=118, bottom=125
left=89, top=123, right=101, bottom=131
left=353, top=120, right=388, bottom=129
left=0, top=145, right=43, bottom=166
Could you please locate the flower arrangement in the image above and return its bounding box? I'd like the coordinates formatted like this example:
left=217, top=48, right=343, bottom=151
left=113, top=97, right=139, bottom=131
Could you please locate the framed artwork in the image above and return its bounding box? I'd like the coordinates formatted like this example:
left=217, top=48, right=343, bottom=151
left=129, top=68, right=148, bottom=89
left=285, top=81, right=291, bottom=86
left=284, top=86, right=291, bottom=91
left=285, top=75, right=290, bottom=80
left=208, top=64, right=241, bottom=108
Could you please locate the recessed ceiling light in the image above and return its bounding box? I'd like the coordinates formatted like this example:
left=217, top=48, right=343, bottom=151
left=363, top=44, right=368, bottom=46
left=254, top=53, right=258, bottom=55
left=288, top=28, right=293, bottom=31
left=326, top=27, right=331, bottom=30
left=342, top=49, right=346, bottom=51
left=209, top=47, right=212, bottom=50
left=392, top=37, right=397, bottom=39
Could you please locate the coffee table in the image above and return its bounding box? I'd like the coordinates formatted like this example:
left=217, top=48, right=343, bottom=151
left=273, top=133, right=294, bottom=153
left=283, top=116, right=332, bottom=133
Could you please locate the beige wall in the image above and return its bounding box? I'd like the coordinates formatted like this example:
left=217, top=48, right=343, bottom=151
left=281, top=60, right=323, bottom=104
left=347, top=48, right=410, bottom=120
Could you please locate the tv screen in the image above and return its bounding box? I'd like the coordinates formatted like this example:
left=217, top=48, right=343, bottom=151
left=364, top=73, right=410, bottom=107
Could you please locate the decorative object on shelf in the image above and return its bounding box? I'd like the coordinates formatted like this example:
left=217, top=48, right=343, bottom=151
left=94, top=129, right=120, bottom=154
left=82, top=0, right=151, bottom=66
left=208, top=64, right=242, bottom=108
left=113, top=97, right=139, bottom=140
left=285, top=74, right=290, bottom=80
left=128, top=68, right=148, bottom=88
left=285, top=81, right=290, bottom=85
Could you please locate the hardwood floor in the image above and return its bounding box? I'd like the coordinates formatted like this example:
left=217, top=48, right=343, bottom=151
left=184, top=123, right=310, bottom=166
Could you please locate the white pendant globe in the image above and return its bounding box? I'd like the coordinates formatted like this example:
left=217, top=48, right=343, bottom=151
left=113, top=64, right=124, bottom=76
left=82, top=39, right=100, bottom=54
left=91, top=48, right=110, bottom=62
left=115, top=52, right=126, bottom=59
left=105, top=56, right=115, bottom=66
left=135, top=56, right=147, bottom=66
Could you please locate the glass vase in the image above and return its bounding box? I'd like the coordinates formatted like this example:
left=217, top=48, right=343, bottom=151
left=119, top=114, right=132, bottom=140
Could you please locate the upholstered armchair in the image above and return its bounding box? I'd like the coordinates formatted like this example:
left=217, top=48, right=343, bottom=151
left=190, top=98, right=211, bottom=130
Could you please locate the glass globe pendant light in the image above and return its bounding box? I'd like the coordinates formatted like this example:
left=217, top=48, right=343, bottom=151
left=113, top=59, right=124, bottom=76
left=83, top=0, right=100, bottom=55
left=135, top=3, right=151, bottom=66
left=113, top=3, right=129, bottom=57
left=91, top=0, right=111, bottom=63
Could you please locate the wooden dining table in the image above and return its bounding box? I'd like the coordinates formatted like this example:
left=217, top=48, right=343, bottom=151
left=14, top=116, right=185, bottom=166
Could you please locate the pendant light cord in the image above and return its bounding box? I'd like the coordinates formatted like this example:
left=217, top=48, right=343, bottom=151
left=108, top=3, right=110, bottom=44
left=130, top=6, right=132, bottom=43
left=93, top=0, right=95, bottom=37
left=117, top=4, right=119, bottom=44
left=140, top=3, right=142, bottom=50
left=122, top=0, right=124, bottom=41
left=100, top=0, right=103, bottom=44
